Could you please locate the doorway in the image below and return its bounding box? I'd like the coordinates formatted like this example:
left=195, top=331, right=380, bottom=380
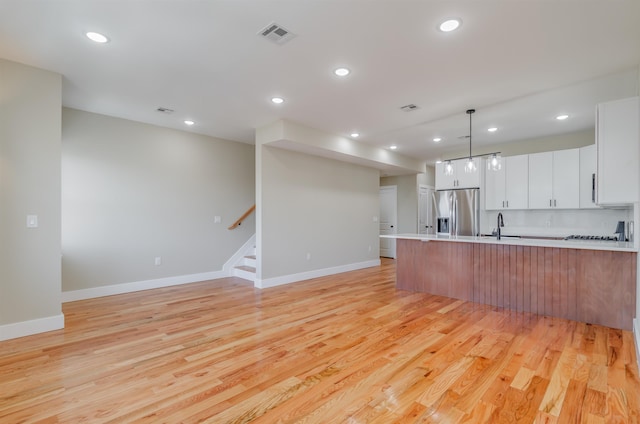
left=418, top=185, right=436, bottom=235
left=379, top=185, right=397, bottom=258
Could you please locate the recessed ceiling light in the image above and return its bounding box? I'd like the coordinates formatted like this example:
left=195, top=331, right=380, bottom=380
left=350, top=133, right=360, bottom=138
left=184, top=120, right=195, bottom=126
left=334, top=67, right=350, bottom=77
left=487, top=127, right=498, bottom=132
left=556, top=114, right=569, bottom=120
left=438, top=19, right=462, bottom=32
left=389, top=145, right=398, bottom=150
left=271, top=97, right=284, bottom=104
left=86, top=31, right=109, bottom=43
left=433, top=137, right=442, bottom=142
left=436, top=160, right=443, bottom=164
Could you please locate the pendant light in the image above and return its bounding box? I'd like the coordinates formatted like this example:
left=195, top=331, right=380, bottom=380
left=464, top=109, right=476, bottom=173
left=441, top=108, right=502, bottom=175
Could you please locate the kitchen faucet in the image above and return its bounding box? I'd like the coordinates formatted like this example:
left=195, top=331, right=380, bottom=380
left=497, top=212, right=504, bottom=240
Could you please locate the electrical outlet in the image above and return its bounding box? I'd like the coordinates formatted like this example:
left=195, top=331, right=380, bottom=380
left=214, top=216, right=221, bottom=224
left=306, top=253, right=311, bottom=260
left=154, top=257, right=162, bottom=266
left=368, top=245, right=372, bottom=252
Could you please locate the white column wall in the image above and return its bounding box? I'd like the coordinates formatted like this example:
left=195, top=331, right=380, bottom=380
left=256, top=121, right=381, bottom=287
left=0, top=59, right=63, bottom=340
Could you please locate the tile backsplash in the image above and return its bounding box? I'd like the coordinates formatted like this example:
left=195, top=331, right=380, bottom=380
left=480, top=207, right=633, bottom=238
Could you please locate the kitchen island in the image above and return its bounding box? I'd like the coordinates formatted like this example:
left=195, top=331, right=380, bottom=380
left=385, top=234, right=637, bottom=330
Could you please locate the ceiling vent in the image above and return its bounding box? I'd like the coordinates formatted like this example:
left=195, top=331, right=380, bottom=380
left=258, top=22, right=296, bottom=45
left=400, top=104, right=419, bottom=112
left=156, top=107, right=174, bottom=114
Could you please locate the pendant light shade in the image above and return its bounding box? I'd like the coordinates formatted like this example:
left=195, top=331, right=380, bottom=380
left=487, top=153, right=502, bottom=171
left=444, top=160, right=454, bottom=176
left=464, top=157, right=476, bottom=173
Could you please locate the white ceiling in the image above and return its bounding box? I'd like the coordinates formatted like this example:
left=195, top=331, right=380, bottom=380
left=1, top=0, right=639, bottom=165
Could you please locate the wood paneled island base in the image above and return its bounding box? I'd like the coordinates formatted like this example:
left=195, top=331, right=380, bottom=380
left=397, top=239, right=637, bottom=330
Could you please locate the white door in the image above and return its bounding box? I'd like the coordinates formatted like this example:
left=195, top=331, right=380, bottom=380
left=379, top=185, right=397, bottom=258
left=418, top=185, right=435, bottom=235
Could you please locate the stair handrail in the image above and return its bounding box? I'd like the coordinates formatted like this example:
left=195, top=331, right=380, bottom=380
left=228, top=204, right=256, bottom=230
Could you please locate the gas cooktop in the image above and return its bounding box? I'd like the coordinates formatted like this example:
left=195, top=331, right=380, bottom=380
left=564, top=235, right=620, bottom=241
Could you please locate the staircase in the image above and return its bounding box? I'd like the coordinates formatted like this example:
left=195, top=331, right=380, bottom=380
left=232, top=243, right=256, bottom=282
left=226, top=205, right=257, bottom=283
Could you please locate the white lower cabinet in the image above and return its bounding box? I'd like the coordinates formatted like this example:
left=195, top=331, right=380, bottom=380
left=528, top=149, right=579, bottom=209
left=485, top=155, right=528, bottom=210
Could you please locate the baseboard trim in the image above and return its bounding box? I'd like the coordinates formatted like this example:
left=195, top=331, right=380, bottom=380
left=62, top=270, right=229, bottom=302
left=0, top=313, right=65, bottom=341
left=634, top=318, right=640, bottom=372
left=255, top=259, right=381, bottom=289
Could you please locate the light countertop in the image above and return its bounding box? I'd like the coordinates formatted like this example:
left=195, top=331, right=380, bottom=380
left=381, top=233, right=638, bottom=252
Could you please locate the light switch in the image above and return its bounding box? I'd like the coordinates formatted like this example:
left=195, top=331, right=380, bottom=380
left=214, top=216, right=221, bottom=224
left=26, top=215, right=38, bottom=228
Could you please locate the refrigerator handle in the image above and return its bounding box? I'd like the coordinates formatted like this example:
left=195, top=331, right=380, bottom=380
left=471, top=191, right=478, bottom=236
left=473, top=190, right=477, bottom=236
left=451, top=192, right=457, bottom=236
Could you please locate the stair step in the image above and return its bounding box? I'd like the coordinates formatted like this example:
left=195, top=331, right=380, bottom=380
left=243, top=256, right=257, bottom=267
left=235, top=265, right=256, bottom=273
left=245, top=255, right=256, bottom=260
left=233, top=264, right=256, bottom=283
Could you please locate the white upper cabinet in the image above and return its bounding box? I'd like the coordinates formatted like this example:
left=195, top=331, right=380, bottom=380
left=456, top=158, right=482, bottom=189
left=505, top=155, right=529, bottom=209
left=552, top=149, right=580, bottom=208
left=435, top=158, right=481, bottom=190
left=484, top=162, right=505, bottom=209
left=485, top=155, right=528, bottom=210
left=579, top=144, right=598, bottom=209
left=528, top=149, right=579, bottom=209
left=435, top=162, right=455, bottom=190
left=528, top=152, right=554, bottom=209
left=596, top=97, right=639, bottom=205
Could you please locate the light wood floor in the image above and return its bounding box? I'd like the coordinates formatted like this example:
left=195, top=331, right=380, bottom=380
left=1, top=259, right=639, bottom=423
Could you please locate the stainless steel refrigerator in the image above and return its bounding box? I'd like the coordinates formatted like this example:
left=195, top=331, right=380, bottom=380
left=433, top=188, right=480, bottom=237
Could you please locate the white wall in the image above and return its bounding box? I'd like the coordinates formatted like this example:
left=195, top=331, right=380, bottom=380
left=419, top=168, right=435, bottom=187
left=62, top=108, right=255, bottom=293
left=379, top=174, right=429, bottom=234
left=256, top=123, right=380, bottom=285
left=0, top=59, right=63, bottom=339
left=378, top=169, right=434, bottom=235
left=444, top=129, right=594, bottom=160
